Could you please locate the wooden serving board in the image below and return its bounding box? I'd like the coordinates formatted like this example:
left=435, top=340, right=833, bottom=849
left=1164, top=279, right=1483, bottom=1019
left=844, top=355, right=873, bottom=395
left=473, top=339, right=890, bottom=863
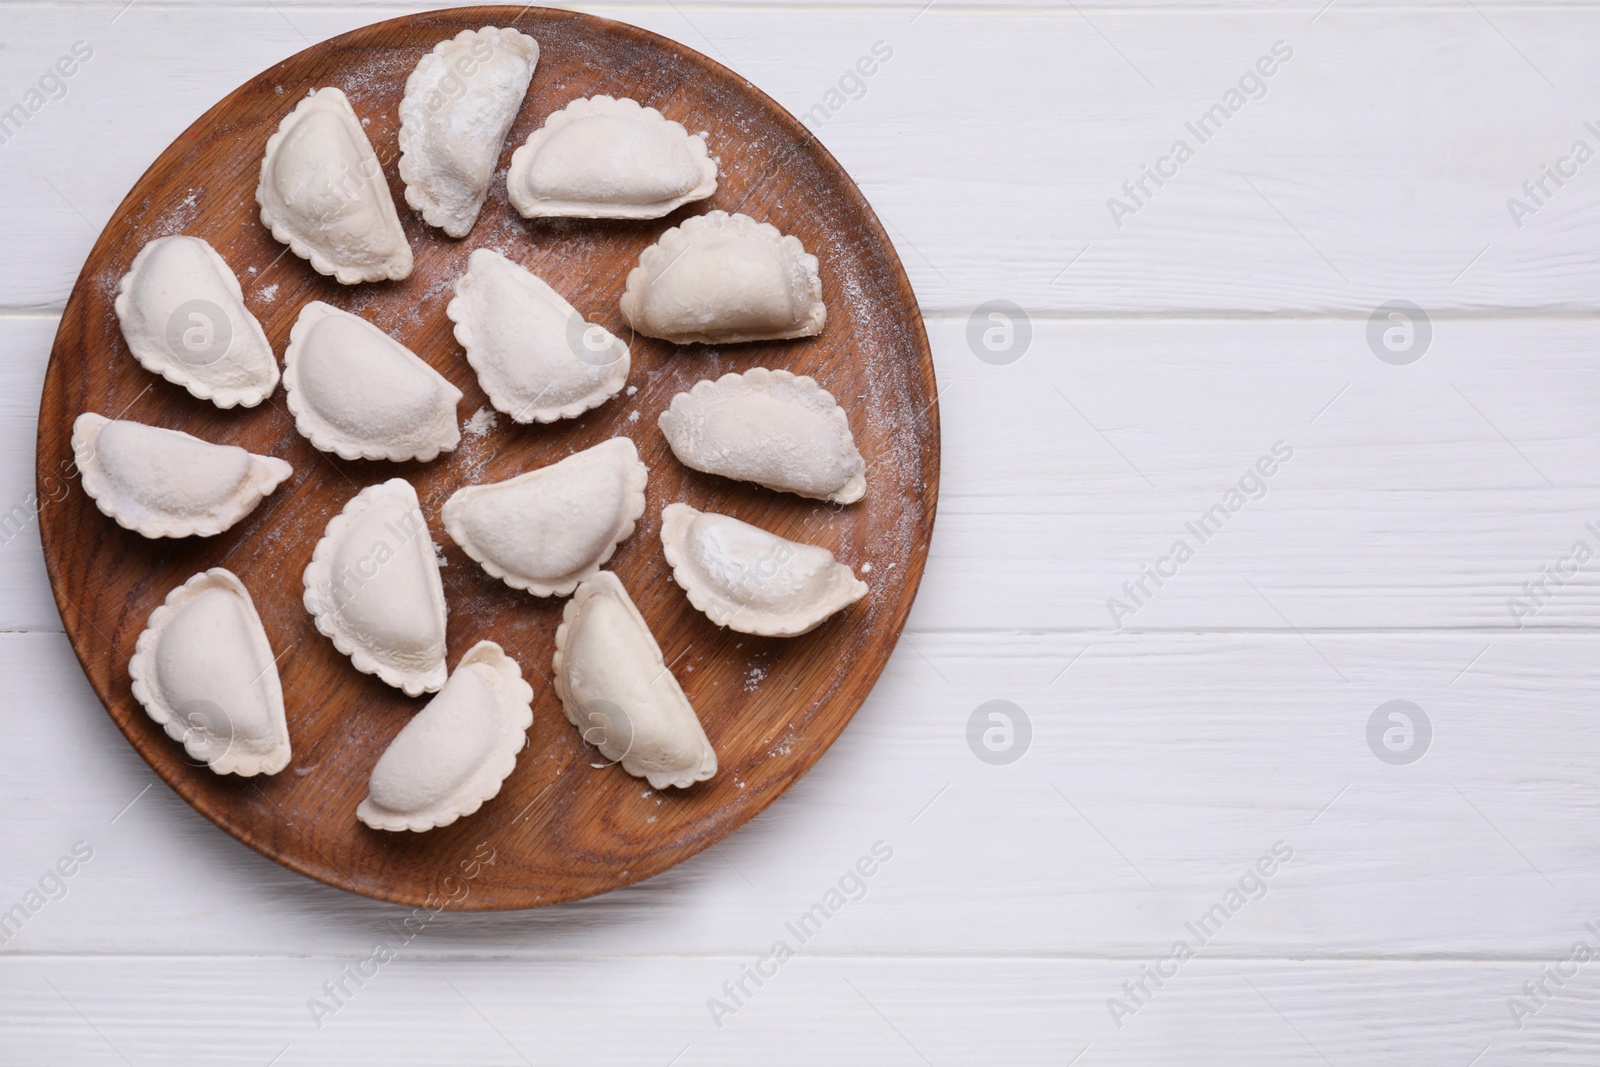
left=34, top=6, right=937, bottom=909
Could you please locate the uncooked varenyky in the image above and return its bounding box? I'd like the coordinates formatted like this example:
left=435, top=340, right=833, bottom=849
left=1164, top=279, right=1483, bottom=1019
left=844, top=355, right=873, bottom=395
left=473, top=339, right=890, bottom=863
left=303, top=478, right=449, bottom=696
left=129, top=568, right=291, bottom=777
left=398, top=27, right=539, bottom=237
left=257, top=86, right=413, bottom=284
left=620, top=211, right=824, bottom=344
left=443, top=437, right=647, bottom=597
left=283, top=301, right=462, bottom=463
left=507, top=95, right=716, bottom=219
left=357, top=641, right=534, bottom=832
left=658, top=367, right=865, bottom=503
left=72, top=413, right=293, bottom=539
left=660, top=503, right=868, bottom=636
left=447, top=247, right=629, bottom=423
left=553, top=571, right=716, bottom=790
left=114, top=235, right=279, bottom=409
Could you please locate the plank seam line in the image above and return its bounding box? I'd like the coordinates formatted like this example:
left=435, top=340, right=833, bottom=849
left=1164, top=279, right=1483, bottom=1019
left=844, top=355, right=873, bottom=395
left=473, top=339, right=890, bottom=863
left=0, top=952, right=1585, bottom=963
left=12, top=1, right=1600, bottom=11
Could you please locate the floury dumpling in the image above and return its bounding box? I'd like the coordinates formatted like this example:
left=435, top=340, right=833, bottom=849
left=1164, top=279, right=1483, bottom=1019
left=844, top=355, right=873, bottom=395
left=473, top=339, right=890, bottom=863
left=398, top=27, right=539, bottom=237
left=282, top=302, right=462, bottom=463
left=553, top=572, right=715, bottom=790
left=358, top=641, right=534, bottom=832
left=447, top=248, right=629, bottom=423
left=658, top=368, right=865, bottom=504
left=303, top=479, right=448, bottom=696
left=506, top=95, right=716, bottom=219
left=113, top=235, right=279, bottom=409
left=257, top=87, right=413, bottom=284
left=443, top=438, right=647, bottom=597
left=129, top=568, right=291, bottom=776
left=620, top=212, right=824, bottom=344
left=660, top=504, right=867, bottom=636
left=72, top=413, right=292, bottom=539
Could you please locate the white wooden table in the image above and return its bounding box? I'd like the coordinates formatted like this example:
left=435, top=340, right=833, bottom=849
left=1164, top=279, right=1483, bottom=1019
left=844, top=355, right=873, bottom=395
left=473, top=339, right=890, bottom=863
left=5, top=2, right=1600, bottom=1063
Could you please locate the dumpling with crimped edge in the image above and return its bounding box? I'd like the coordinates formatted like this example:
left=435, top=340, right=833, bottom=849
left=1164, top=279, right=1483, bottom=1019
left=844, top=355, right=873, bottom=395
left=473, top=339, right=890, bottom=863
left=660, top=504, right=868, bottom=637
left=256, top=87, right=413, bottom=284
left=283, top=301, right=462, bottom=463
left=113, top=235, right=279, bottom=409
left=658, top=368, right=866, bottom=504
left=72, top=413, right=292, bottom=539
left=443, top=438, right=647, bottom=597
left=619, top=211, right=824, bottom=344
left=398, top=27, right=539, bottom=238
left=553, top=572, right=716, bottom=791
left=507, top=95, right=717, bottom=219
left=303, top=478, right=448, bottom=696
left=357, top=641, right=534, bottom=832
left=129, top=568, right=291, bottom=777
left=446, top=247, right=629, bottom=424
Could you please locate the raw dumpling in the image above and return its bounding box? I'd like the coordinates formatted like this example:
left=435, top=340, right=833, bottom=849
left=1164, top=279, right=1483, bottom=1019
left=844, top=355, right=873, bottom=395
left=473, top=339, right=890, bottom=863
left=660, top=504, right=868, bottom=636
left=357, top=641, right=534, bottom=832
left=658, top=368, right=866, bottom=503
left=129, top=568, right=290, bottom=776
left=619, top=211, right=824, bottom=344
left=73, top=413, right=293, bottom=538
left=507, top=95, right=716, bottom=219
left=553, top=572, right=715, bottom=790
left=114, top=235, right=279, bottom=409
left=443, top=438, right=647, bottom=596
left=303, top=478, right=448, bottom=696
left=446, top=247, right=629, bottom=423
left=398, top=27, right=539, bottom=237
left=256, top=87, right=413, bottom=284
left=283, top=301, right=462, bottom=462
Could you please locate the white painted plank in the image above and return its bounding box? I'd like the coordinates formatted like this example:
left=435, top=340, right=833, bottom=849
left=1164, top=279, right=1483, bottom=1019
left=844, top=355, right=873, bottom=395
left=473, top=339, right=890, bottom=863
left=4, top=5, right=1600, bottom=312
left=13, top=314, right=1600, bottom=633
left=3, top=956, right=1596, bottom=1066
left=5, top=627, right=1599, bottom=958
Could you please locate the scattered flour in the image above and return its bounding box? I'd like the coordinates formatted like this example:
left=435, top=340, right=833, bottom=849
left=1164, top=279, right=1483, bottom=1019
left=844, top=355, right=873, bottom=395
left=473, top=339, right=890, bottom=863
left=625, top=385, right=638, bottom=397
left=628, top=410, right=640, bottom=423
left=258, top=282, right=279, bottom=303
left=861, top=561, right=872, bottom=574
left=464, top=407, right=499, bottom=437
left=743, top=666, right=765, bottom=692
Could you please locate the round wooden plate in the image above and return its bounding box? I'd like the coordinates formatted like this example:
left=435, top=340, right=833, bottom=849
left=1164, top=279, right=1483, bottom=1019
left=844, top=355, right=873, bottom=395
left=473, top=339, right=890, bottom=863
left=36, top=6, right=937, bottom=909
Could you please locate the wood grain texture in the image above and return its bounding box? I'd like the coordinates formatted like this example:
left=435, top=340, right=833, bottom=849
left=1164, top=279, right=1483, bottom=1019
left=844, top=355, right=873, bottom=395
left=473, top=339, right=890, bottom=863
left=32, top=6, right=938, bottom=908
left=8, top=957, right=1600, bottom=1067
left=6, top=629, right=1600, bottom=961
left=12, top=3, right=1600, bottom=315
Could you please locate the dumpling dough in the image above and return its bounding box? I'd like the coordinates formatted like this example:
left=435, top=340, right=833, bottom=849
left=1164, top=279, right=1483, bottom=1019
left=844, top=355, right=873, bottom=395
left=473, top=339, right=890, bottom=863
left=114, top=235, right=279, bottom=409
left=303, top=478, right=448, bottom=696
left=129, top=568, right=291, bottom=776
left=620, top=211, right=824, bottom=344
left=283, top=301, right=462, bottom=462
left=658, top=368, right=866, bottom=503
left=507, top=95, right=716, bottom=219
left=73, top=413, right=292, bottom=539
left=398, top=27, right=539, bottom=237
left=357, top=641, right=534, bottom=832
left=447, top=247, right=629, bottom=423
left=256, top=87, right=413, bottom=284
left=553, top=572, right=715, bottom=790
left=443, top=438, right=647, bottom=597
left=660, top=504, right=868, bottom=636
